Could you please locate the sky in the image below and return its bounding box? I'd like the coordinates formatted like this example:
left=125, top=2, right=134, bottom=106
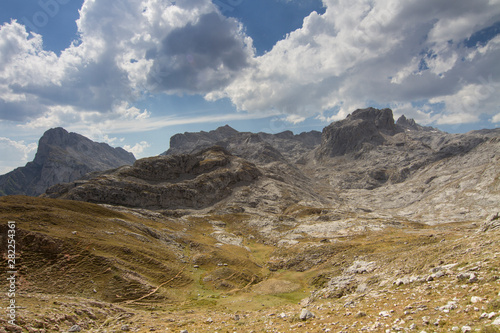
left=0, top=0, right=500, bottom=175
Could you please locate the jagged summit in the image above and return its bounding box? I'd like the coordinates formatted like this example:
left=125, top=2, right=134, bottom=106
left=316, top=107, right=402, bottom=158
left=347, top=107, right=399, bottom=133
left=396, top=114, right=417, bottom=129
left=0, top=127, right=135, bottom=196
left=396, top=115, right=436, bottom=132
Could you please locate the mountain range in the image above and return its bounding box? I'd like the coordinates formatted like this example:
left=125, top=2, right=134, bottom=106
left=39, top=107, right=499, bottom=224
left=1, top=107, right=499, bottom=332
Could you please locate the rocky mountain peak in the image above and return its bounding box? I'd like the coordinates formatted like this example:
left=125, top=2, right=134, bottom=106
left=396, top=115, right=416, bottom=128
left=347, top=107, right=398, bottom=133
left=396, top=115, right=434, bottom=132
left=38, top=127, right=68, bottom=144
left=164, top=124, right=322, bottom=166
left=316, top=107, right=401, bottom=158
left=214, top=124, right=239, bottom=136
left=0, top=128, right=135, bottom=196
left=168, top=125, right=239, bottom=155
left=33, top=127, right=134, bottom=167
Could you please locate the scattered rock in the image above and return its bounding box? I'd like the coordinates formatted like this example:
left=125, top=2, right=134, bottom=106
left=356, top=311, right=367, bottom=318
left=461, top=326, right=472, bottom=332
left=492, top=316, right=500, bottom=326
left=394, top=276, right=422, bottom=286
left=470, top=296, right=483, bottom=303
left=480, top=312, right=497, bottom=319
left=67, top=325, right=81, bottom=332
left=457, top=272, right=478, bottom=283
left=4, top=325, right=22, bottom=333
left=345, top=260, right=377, bottom=274
left=379, top=311, right=392, bottom=318
left=427, top=270, right=445, bottom=281
left=299, top=309, right=315, bottom=321
left=437, top=300, right=458, bottom=312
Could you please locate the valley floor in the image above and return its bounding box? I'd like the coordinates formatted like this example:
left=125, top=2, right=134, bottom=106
left=1, top=197, right=499, bottom=332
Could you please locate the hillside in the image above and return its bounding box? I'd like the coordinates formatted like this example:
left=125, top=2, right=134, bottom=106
left=0, top=197, right=499, bottom=332
left=0, top=128, right=135, bottom=197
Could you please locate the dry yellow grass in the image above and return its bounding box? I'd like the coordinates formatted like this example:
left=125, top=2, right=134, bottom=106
left=1, top=196, right=499, bottom=332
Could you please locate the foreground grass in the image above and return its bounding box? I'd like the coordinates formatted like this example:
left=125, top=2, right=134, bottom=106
left=1, top=196, right=499, bottom=332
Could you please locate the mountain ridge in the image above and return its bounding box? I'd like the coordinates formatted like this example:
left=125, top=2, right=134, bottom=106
left=43, top=108, right=500, bottom=225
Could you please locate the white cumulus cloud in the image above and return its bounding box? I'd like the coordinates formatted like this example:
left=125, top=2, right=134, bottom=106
left=211, top=0, right=500, bottom=124
left=0, top=0, right=253, bottom=129
left=123, top=141, right=151, bottom=157
left=1, top=0, right=499, bottom=132
left=0, top=138, right=37, bottom=175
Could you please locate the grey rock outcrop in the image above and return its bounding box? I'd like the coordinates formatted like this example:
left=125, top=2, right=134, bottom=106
left=45, top=147, right=262, bottom=210
left=479, top=213, right=500, bottom=232
left=0, top=128, right=135, bottom=196
left=396, top=115, right=433, bottom=131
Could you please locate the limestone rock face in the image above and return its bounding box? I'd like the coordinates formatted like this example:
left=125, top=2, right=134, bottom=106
left=45, top=147, right=262, bottom=210
left=167, top=125, right=240, bottom=155
left=316, top=107, right=401, bottom=159
left=164, top=124, right=322, bottom=165
left=0, top=128, right=135, bottom=196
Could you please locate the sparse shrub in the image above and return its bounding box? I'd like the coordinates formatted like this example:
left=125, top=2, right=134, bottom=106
left=487, top=298, right=500, bottom=312
left=310, top=273, right=330, bottom=288
left=481, top=326, right=500, bottom=333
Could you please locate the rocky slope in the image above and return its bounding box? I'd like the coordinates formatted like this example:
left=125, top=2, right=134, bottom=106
left=44, top=146, right=327, bottom=213
left=44, top=147, right=263, bottom=210
left=1, top=196, right=499, bottom=333
left=0, top=128, right=135, bottom=196
left=304, top=108, right=500, bottom=223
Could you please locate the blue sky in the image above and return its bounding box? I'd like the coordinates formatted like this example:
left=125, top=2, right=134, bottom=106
left=0, top=0, right=499, bottom=174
